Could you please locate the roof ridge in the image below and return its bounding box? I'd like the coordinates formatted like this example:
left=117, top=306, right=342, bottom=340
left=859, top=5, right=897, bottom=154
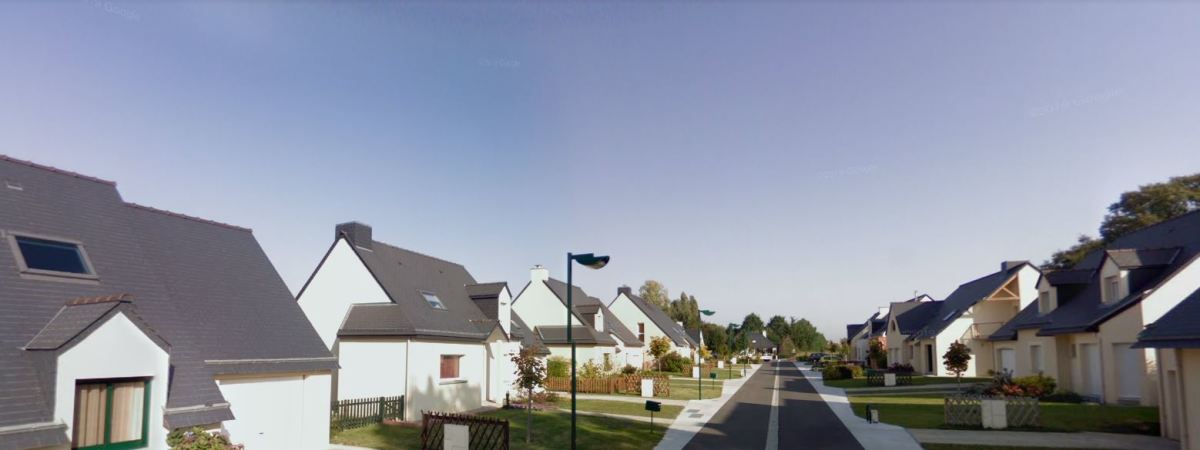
left=1, top=154, right=117, bottom=186
left=1109, top=208, right=1200, bottom=244
left=126, top=203, right=251, bottom=232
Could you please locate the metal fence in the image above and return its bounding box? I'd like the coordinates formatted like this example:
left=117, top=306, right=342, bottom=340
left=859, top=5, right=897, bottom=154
left=944, top=395, right=1039, bottom=428
left=545, top=375, right=671, bottom=396
left=420, top=411, right=509, bottom=450
left=331, top=395, right=404, bottom=431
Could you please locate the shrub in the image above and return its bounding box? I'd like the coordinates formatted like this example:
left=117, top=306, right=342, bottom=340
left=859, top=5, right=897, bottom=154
left=1043, top=390, right=1084, bottom=403
left=888, top=363, right=914, bottom=373
left=547, top=356, right=570, bottom=378
left=821, top=364, right=862, bottom=380
left=621, top=364, right=638, bottom=375
left=658, top=351, right=688, bottom=373
left=579, top=360, right=604, bottom=379
left=1013, top=373, right=1057, bottom=399
left=167, top=428, right=242, bottom=450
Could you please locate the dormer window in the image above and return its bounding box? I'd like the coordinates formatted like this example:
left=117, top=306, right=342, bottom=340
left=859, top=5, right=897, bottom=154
left=9, top=234, right=97, bottom=279
left=1103, top=275, right=1120, bottom=304
left=421, top=291, right=447, bottom=310
left=1038, top=290, right=1051, bottom=314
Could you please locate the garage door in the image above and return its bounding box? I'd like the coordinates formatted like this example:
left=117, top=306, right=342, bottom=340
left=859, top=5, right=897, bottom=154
left=218, top=376, right=304, bottom=450
left=1079, top=344, right=1102, bottom=399
left=1113, top=343, right=1142, bottom=402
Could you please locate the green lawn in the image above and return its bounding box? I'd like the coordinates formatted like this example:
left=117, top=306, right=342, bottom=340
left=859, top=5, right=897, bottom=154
left=662, top=378, right=723, bottom=400
left=553, top=398, right=684, bottom=418
left=641, top=367, right=746, bottom=380
left=848, top=395, right=1160, bottom=435
left=331, top=409, right=666, bottom=450
left=823, top=376, right=990, bottom=389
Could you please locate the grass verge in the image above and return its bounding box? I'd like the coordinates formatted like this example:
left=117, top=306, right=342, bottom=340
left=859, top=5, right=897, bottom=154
left=553, top=398, right=684, bottom=418
left=848, top=395, right=1159, bottom=434
left=823, top=376, right=990, bottom=389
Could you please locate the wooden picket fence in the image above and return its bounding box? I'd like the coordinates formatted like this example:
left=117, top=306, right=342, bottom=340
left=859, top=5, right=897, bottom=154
left=420, top=411, right=509, bottom=450
left=331, top=395, right=404, bottom=431
left=945, top=395, right=1039, bottom=428
left=545, top=375, right=671, bottom=397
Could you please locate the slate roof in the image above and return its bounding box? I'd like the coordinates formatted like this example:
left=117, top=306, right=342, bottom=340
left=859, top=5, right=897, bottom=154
left=332, top=227, right=499, bottom=341
left=1135, top=286, right=1200, bottom=348
left=907, top=263, right=1031, bottom=341
left=846, top=323, right=865, bottom=341
left=24, top=296, right=167, bottom=351
left=992, top=209, right=1200, bottom=338
left=686, top=328, right=703, bottom=346
left=509, top=314, right=550, bottom=356
left=466, top=282, right=551, bottom=356
left=611, top=288, right=694, bottom=347
left=896, top=301, right=943, bottom=335
left=868, top=312, right=889, bottom=338
left=536, top=326, right=615, bottom=345
left=544, top=279, right=642, bottom=346
left=748, top=332, right=776, bottom=351
left=0, top=156, right=336, bottom=446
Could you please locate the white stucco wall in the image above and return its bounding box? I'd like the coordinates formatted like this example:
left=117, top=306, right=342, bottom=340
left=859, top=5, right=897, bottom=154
left=337, top=339, right=408, bottom=400
left=405, top=341, right=487, bottom=417
left=513, top=277, right=582, bottom=330
left=54, top=312, right=170, bottom=450
left=1142, top=256, right=1200, bottom=325
left=297, top=239, right=391, bottom=349
left=217, top=373, right=331, bottom=450
left=935, top=317, right=975, bottom=377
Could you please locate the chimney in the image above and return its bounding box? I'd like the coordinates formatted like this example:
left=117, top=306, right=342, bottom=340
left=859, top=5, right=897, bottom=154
left=1001, top=260, right=1029, bottom=272
left=617, top=286, right=632, bottom=296
left=530, top=265, right=550, bottom=283
left=336, top=222, right=372, bottom=249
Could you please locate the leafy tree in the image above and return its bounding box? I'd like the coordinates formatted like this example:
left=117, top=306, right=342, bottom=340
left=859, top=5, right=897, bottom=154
left=726, top=323, right=747, bottom=356
left=778, top=338, right=797, bottom=358
left=867, top=337, right=887, bottom=369
left=511, top=348, right=546, bottom=443
left=649, top=336, right=673, bottom=371
left=943, top=341, right=972, bottom=389
left=639, top=280, right=670, bottom=310
left=1044, top=173, right=1200, bottom=269
left=789, top=318, right=826, bottom=352
left=668, top=292, right=702, bottom=329
left=766, top=315, right=790, bottom=346
left=701, top=323, right=730, bottom=361
left=740, top=313, right=764, bottom=334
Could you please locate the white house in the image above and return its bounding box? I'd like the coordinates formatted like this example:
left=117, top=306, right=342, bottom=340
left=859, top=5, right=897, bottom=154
left=884, top=295, right=938, bottom=367
left=849, top=305, right=900, bottom=363
left=0, top=155, right=336, bottom=450
left=296, top=222, right=528, bottom=419
left=1135, top=286, right=1200, bottom=449
left=895, top=262, right=1040, bottom=376
left=607, top=286, right=697, bottom=365
left=987, top=209, right=1200, bottom=407
left=512, top=267, right=644, bottom=369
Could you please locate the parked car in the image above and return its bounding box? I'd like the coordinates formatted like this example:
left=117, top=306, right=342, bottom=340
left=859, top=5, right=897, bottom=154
left=807, top=352, right=826, bottom=364
left=815, top=354, right=843, bottom=368
left=761, top=354, right=773, bottom=361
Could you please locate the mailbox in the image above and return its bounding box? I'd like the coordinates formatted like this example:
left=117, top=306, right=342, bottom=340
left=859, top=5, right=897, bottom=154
left=709, top=372, right=718, bottom=380
left=644, top=400, right=662, bottom=412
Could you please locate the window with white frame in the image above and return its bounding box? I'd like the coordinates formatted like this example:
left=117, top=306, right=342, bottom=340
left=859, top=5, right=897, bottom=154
left=1103, top=275, right=1120, bottom=303
left=1030, top=345, right=1044, bottom=373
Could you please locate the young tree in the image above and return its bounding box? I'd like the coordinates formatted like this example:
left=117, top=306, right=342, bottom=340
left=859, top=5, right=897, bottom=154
left=867, top=337, right=887, bottom=369
left=639, top=280, right=670, bottom=310
left=701, top=323, right=729, bottom=362
left=511, top=348, right=546, bottom=443
left=649, top=336, right=673, bottom=371
left=943, top=341, right=972, bottom=389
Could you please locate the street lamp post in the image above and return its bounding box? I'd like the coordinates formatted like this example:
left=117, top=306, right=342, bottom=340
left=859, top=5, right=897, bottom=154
left=696, top=309, right=715, bottom=400
left=567, top=252, right=609, bottom=450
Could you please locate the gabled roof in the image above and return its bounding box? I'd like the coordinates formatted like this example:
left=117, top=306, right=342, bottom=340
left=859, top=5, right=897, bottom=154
left=334, top=226, right=495, bottom=341
left=846, top=323, right=866, bottom=341
left=868, top=312, right=888, bottom=337
left=686, top=328, right=703, bottom=346
left=896, top=301, right=943, bottom=335
left=536, top=325, right=616, bottom=345
left=748, top=331, right=776, bottom=350
left=544, top=279, right=642, bottom=346
left=1135, top=286, right=1200, bottom=348
left=908, top=263, right=1031, bottom=341
left=1033, top=210, right=1200, bottom=336
left=0, top=156, right=336, bottom=443
left=24, top=295, right=168, bottom=351
left=510, top=313, right=550, bottom=356
left=611, top=288, right=694, bottom=347
left=1044, top=268, right=1095, bottom=286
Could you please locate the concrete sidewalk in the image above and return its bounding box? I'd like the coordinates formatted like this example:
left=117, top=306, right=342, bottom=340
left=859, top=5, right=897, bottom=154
left=793, top=362, right=922, bottom=450
left=654, top=364, right=761, bottom=450
left=909, top=428, right=1179, bottom=450
left=572, top=393, right=691, bottom=406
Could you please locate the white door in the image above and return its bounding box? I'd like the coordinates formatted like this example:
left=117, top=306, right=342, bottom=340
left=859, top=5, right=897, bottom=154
left=1113, top=343, right=1142, bottom=402
left=1079, top=344, right=1102, bottom=399
left=998, top=349, right=1016, bottom=374
left=218, top=376, right=304, bottom=450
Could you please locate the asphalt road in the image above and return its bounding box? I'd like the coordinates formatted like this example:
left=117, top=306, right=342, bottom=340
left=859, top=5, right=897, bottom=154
left=682, top=360, right=863, bottom=450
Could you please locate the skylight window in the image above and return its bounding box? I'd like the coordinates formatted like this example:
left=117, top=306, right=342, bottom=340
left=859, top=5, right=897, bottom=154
left=12, top=235, right=94, bottom=276
left=422, top=291, right=447, bottom=310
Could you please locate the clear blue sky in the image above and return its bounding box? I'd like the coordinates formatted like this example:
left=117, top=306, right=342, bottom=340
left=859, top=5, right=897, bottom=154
left=3, top=2, right=1199, bottom=339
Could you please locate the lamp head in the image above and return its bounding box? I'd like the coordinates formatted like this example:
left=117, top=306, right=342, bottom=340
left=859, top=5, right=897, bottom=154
left=700, top=310, right=716, bottom=316
left=570, top=253, right=610, bottom=269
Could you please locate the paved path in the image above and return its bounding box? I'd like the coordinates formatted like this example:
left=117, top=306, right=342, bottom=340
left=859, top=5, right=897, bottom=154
left=573, top=393, right=691, bottom=406
left=909, top=428, right=1179, bottom=450
left=796, top=362, right=922, bottom=450
left=662, top=361, right=865, bottom=450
